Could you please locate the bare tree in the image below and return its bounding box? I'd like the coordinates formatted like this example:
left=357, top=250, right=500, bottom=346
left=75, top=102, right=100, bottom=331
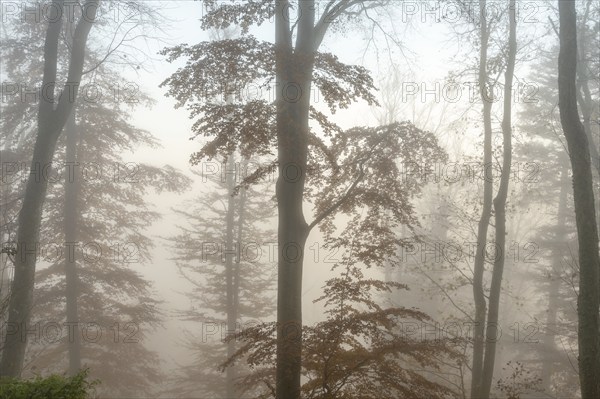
left=470, top=1, right=495, bottom=396
left=480, top=0, right=517, bottom=395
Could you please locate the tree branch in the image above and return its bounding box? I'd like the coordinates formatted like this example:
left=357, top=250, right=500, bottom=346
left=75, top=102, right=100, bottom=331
left=54, top=0, right=100, bottom=133
left=307, top=162, right=364, bottom=232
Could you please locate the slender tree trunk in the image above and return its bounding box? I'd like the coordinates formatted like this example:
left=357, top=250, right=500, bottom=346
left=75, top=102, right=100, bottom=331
left=225, top=153, right=237, bottom=398
left=275, top=1, right=314, bottom=398
left=0, top=0, right=98, bottom=377
left=480, top=2, right=516, bottom=395
left=558, top=1, right=600, bottom=397
left=470, top=1, right=493, bottom=397
left=64, top=110, right=82, bottom=376
left=541, top=165, right=569, bottom=392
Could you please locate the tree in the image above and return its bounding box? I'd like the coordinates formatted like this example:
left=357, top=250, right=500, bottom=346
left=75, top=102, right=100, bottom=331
left=460, top=0, right=519, bottom=396
left=165, top=154, right=277, bottom=398
left=26, top=87, right=188, bottom=396
left=0, top=0, right=100, bottom=378
left=225, top=262, right=464, bottom=398
left=558, top=1, right=600, bottom=397
left=0, top=3, right=189, bottom=393
left=161, top=2, right=456, bottom=396
left=468, top=1, right=499, bottom=394
left=516, top=40, right=579, bottom=396
left=479, top=1, right=517, bottom=396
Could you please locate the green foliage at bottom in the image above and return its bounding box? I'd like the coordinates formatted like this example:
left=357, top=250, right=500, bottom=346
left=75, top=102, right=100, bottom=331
left=0, top=368, right=98, bottom=399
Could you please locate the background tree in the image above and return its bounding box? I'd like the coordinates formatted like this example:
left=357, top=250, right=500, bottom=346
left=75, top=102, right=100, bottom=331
left=0, top=2, right=189, bottom=395
left=515, top=41, right=580, bottom=396
left=165, top=154, right=277, bottom=398
left=0, top=0, right=100, bottom=377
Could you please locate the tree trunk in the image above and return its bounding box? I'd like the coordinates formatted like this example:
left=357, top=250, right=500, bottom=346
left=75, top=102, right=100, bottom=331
left=480, top=1, right=516, bottom=395
left=470, top=1, right=493, bottom=397
left=275, top=1, right=314, bottom=398
left=0, top=0, right=98, bottom=377
left=64, top=109, right=82, bottom=376
left=0, top=130, right=60, bottom=377
left=558, top=1, right=600, bottom=397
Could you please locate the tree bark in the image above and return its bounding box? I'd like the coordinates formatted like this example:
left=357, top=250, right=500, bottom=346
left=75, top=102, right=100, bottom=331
left=275, top=1, right=314, bottom=398
left=470, top=1, right=493, bottom=397
left=480, top=1, right=516, bottom=395
left=0, top=0, right=99, bottom=377
left=558, top=1, right=600, bottom=397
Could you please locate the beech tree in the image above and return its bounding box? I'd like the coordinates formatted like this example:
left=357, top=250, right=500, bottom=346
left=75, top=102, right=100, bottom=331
left=225, top=263, right=464, bottom=399
left=0, top=0, right=100, bottom=377
left=558, top=0, right=600, bottom=397
left=160, top=2, right=459, bottom=396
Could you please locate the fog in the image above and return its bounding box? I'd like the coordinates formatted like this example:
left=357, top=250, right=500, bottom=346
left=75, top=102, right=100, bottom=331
left=0, top=1, right=599, bottom=398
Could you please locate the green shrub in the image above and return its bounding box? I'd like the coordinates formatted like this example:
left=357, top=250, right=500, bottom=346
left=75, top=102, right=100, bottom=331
left=0, top=368, right=98, bottom=399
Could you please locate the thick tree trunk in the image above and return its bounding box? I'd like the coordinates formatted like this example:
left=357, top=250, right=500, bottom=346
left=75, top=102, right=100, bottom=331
left=558, top=1, right=600, bottom=397
left=0, top=0, right=98, bottom=377
left=480, top=1, right=516, bottom=395
left=64, top=110, right=82, bottom=376
left=0, top=130, right=60, bottom=377
left=470, top=1, right=493, bottom=397
left=275, top=1, right=314, bottom=398
left=541, top=166, right=569, bottom=392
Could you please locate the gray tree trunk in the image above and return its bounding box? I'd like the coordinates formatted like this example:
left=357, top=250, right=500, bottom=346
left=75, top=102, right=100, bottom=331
left=470, top=1, right=493, bottom=397
left=480, top=1, right=516, bottom=395
left=275, top=1, right=314, bottom=398
left=558, top=1, right=600, bottom=397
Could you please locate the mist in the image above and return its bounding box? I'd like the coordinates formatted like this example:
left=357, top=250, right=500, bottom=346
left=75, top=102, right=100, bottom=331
left=1, top=1, right=599, bottom=398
